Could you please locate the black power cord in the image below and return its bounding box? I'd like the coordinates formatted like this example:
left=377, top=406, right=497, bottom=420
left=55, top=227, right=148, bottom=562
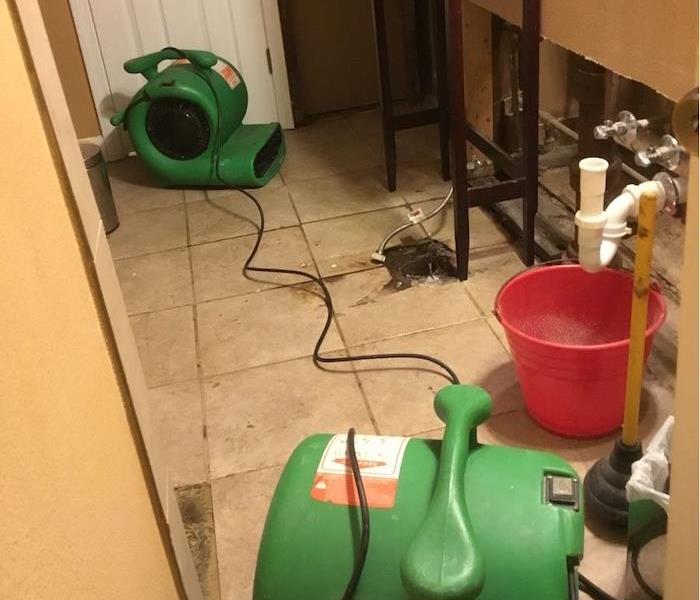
left=628, top=518, right=667, bottom=600
left=156, top=49, right=461, bottom=381
left=236, top=188, right=460, bottom=384
left=342, top=429, right=370, bottom=600
left=144, top=46, right=622, bottom=600
left=234, top=187, right=457, bottom=598
left=578, top=572, right=619, bottom=600
left=152, top=47, right=459, bottom=598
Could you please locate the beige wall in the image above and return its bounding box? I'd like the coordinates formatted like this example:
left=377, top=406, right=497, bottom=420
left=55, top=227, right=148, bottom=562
left=664, top=153, right=699, bottom=600
left=539, top=40, right=571, bottom=117
left=0, top=2, right=180, bottom=598
left=463, top=0, right=493, bottom=135
left=469, top=0, right=697, bottom=101
left=37, top=0, right=99, bottom=138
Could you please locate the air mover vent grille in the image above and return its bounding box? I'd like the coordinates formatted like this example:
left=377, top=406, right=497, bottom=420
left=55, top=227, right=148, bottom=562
left=146, top=98, right=210, bottom=160
left=254, top=126, right=282, bottom=178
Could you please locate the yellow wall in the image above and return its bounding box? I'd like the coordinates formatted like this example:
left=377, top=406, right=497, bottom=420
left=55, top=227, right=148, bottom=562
left=0, top=2, right=180, bottom=598
left=37, top=0, right=99, bottom=138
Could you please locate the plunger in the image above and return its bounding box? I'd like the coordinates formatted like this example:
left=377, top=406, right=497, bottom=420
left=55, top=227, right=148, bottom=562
left=583, top=190, right=658, bottom=527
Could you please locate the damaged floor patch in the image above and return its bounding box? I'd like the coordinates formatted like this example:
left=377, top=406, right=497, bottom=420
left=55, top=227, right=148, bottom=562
left=176, top=483, right=221, bottom=600
left=383, top=239, right=457, bottom=289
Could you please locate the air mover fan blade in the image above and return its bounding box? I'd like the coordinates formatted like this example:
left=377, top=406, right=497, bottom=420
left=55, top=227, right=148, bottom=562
left=145, top=98, right=210, bottom=160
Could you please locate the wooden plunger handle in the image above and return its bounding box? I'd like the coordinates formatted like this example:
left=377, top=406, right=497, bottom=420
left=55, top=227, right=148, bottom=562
left=622, top=191, right=658, bottom=446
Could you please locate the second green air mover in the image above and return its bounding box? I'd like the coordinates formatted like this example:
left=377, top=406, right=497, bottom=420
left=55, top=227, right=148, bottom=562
left=111, top=48, right=284, bottom=188
left=254, top=385, right=584, bottom=599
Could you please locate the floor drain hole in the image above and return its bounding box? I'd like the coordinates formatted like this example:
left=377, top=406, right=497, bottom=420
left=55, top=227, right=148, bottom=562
left=383, top=240, right=456, bottom=288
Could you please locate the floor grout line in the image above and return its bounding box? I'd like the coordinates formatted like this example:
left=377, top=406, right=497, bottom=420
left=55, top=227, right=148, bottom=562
left=210, top=462, right=286, bottom=484
left=130, top=298, right=490, bottom=386
left=111, top=224, right=297, bottom=261
left=484, top=314, right=512, bottom=354
left=289, top=193, right=381, bottom=435
left=186, top=194, right=245, bottom=600
left=153, top=252, right=511, bottom=312
left=125, top=300, right=196, bottom=319
left=183, top=200, right=212, bottom=486
left=342, top=315, right=486, bottom=351
left=461, top=283, right=488, bottom=318
left=406, top=425, right=445, bottom=438
left=111, top=188, right=490, bottom=263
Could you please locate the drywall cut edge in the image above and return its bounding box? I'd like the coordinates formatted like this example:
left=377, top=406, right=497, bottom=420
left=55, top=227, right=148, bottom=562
left=466, top=0, right=698, bottom=102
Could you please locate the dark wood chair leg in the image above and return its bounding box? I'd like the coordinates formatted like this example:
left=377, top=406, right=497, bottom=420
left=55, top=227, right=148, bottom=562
left=520, top=0, right=540, bottom=265
left=414, top=0, right=434, bottom=95
left=434, top=0, right=451, bottom=181
left=446, top=0, right=469, bottom=280
left=371, top=0, right=397, bottom=191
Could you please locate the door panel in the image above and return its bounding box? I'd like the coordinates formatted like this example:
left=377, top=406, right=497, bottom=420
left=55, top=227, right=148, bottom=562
left=280, top=0, right=409, bottom=117
left=74, top=0, right=285, bottom=159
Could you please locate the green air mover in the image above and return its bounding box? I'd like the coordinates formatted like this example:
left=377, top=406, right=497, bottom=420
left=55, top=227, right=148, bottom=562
left=254, top=385, right=584, bottom=599
left=111, top=48, right=284, bottom=188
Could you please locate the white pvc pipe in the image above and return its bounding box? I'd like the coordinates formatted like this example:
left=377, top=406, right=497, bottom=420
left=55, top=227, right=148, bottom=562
left=579, top=157, right=608, bottom=214
left=576, top=158, right=609, bottom=273
left=576, top=157, right=665, bottom=272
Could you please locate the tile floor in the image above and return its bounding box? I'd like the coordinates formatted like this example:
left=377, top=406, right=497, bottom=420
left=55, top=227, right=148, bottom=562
left=108, top=109, right=673, bottom=600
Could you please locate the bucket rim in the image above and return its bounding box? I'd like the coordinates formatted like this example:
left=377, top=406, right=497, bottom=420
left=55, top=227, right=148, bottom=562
left=493, top=264, right=667, bottom=351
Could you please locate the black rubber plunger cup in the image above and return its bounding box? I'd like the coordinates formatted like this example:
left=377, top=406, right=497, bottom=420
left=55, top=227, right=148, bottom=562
left=584, top=439, right=643, bottom=527
left=583, top=190, right=659, bottom=528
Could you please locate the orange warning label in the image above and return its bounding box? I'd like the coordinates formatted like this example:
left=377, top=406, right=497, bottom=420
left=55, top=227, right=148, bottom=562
left=167, top=58, right=240, bottom=89
left=214, top=61, right=240, bottom=89
left=311, top=435, right=408, bottom=509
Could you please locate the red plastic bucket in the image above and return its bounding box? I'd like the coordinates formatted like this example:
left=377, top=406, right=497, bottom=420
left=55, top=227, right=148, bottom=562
left=494, top=265, right=666, bottom=438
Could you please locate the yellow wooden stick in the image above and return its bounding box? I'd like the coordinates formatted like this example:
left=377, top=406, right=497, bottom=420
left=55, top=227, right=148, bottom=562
left=621, top=190, right=658, bottom=446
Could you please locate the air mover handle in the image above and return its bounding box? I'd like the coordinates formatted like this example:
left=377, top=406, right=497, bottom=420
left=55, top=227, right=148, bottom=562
left=124, top=48, right=218, bottom=81
left=401, top=385, right=491, bottom=599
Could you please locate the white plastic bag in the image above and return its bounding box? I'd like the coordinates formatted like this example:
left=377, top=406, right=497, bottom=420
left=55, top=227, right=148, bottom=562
left=626, top=416, right=673, bottom=511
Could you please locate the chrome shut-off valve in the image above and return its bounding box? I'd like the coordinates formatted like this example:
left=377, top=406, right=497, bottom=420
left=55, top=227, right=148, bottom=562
left=594, top=111, right=649, bottom=145
left=653, top=172, right=686, bottom=217
left=635, top=134, right=684, bottom=171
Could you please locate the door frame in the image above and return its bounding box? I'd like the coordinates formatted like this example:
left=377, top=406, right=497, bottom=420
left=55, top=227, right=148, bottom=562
left=69, top=0, right=127, bottom=159
left=69, top=0, right=293, bottom=160
left=261, top=0, right=293, bottom=129
left=22, top=1, right=202, bottom=597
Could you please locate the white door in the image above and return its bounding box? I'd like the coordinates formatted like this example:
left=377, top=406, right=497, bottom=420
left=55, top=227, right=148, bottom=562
left=70, top=0, right=293, bottom=160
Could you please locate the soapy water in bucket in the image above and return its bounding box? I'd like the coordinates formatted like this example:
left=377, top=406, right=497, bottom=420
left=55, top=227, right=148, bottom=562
left=496, top=266, right=665, bottom=349
left=519, top=313, right=615, bottom=346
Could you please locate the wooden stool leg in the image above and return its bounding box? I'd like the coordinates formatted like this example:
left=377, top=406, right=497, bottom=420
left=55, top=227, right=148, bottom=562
left=415, top=0, right=434, bottom=95
left=520, top=0, right=540, bottom=265
left=371, top=0, right=397, bottom=191
left=434, top=0, right=451, bottom=181
left=446, top=0, right=469, bottom=280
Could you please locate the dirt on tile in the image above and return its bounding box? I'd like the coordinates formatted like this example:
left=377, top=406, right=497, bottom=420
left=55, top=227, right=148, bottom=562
left=175, top=483, right=221, bottom=600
